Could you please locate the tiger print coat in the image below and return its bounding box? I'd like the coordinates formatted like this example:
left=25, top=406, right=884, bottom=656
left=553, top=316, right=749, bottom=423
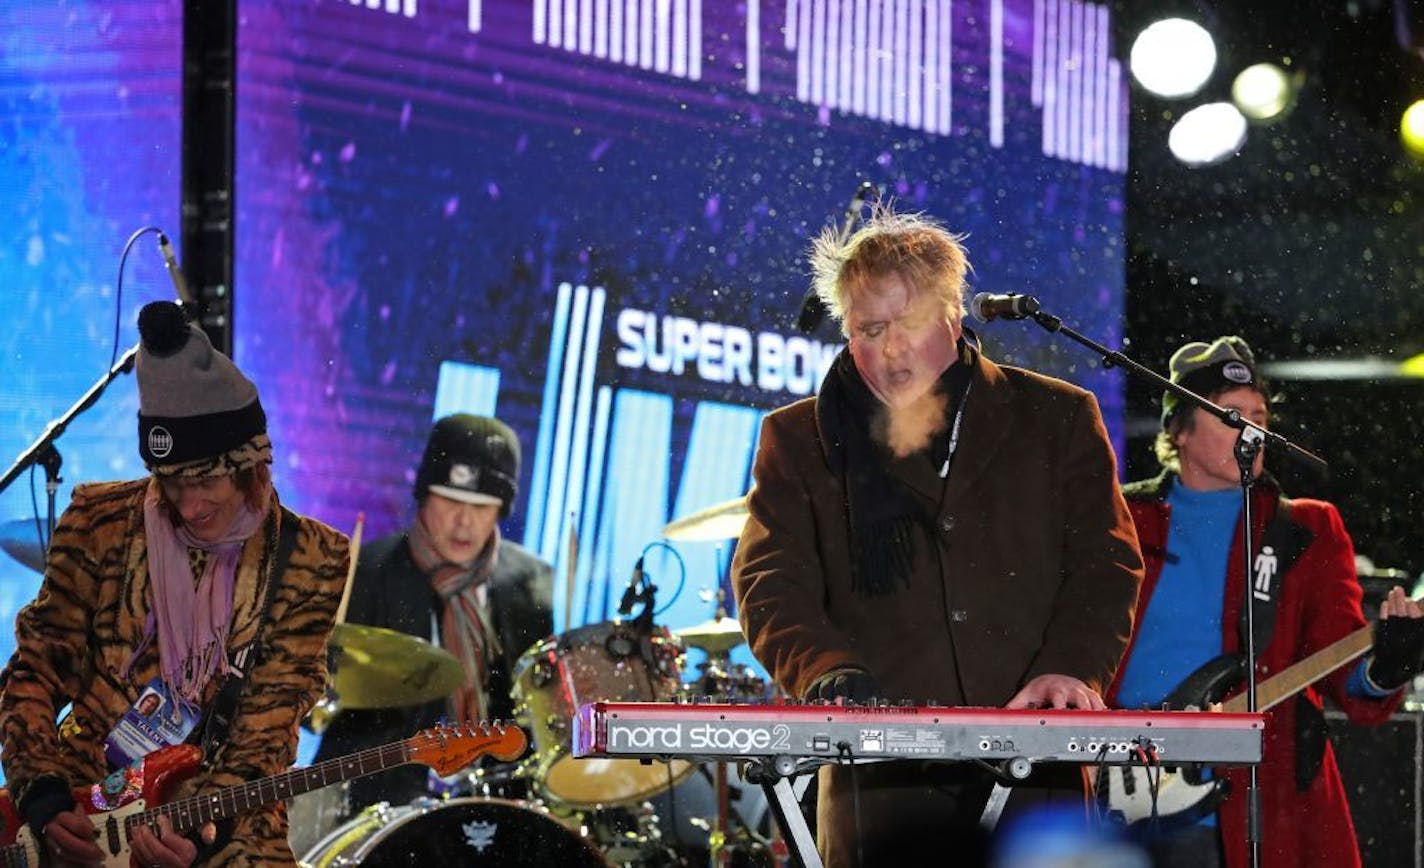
left=0, top=479, right=349, bottom=866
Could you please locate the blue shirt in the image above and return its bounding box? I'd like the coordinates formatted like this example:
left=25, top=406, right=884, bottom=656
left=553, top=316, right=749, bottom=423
left=1116, top=481, right=1241, bottom=710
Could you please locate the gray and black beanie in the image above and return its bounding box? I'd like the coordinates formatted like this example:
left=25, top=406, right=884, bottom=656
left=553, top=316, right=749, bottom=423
left=136, top=301, right=270, bottom=477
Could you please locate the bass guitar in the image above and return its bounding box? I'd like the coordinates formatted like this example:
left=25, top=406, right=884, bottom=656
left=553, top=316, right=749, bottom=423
left=0, top=720, right=525, bottom=867
left=1102, top=624, right=1373, bottom=827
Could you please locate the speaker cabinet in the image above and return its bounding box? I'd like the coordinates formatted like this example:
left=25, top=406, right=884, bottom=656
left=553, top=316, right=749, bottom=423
left=1326, top=708, right=1422, bottom=868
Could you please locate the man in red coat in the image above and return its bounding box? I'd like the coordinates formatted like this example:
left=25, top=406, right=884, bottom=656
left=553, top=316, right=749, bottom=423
left=732, top=207, right=1144, bottom=867
left=1107, top=335, right=1424, bottom=868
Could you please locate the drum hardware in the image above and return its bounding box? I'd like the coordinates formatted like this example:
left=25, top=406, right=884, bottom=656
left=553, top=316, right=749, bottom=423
left=675, top=629, right=771, bottom=868
left=577, top=801, right=685, bottom=867
left=674, top=616, right=746, bottom=656
left=605, top=626, right=641, bottom=659
left=431, top=759, right=530, bottom=801
left=685, top=658, right=768, bottom=705
left=528, top=657, right=556, bottom=688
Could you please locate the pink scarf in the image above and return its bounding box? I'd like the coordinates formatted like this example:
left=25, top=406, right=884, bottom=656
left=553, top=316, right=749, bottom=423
left=126, top=480, right=269, bottom=705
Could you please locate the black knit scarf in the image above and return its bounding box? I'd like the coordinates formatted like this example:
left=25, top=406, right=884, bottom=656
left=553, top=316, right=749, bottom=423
left=815, top=346, right=972, bottom=597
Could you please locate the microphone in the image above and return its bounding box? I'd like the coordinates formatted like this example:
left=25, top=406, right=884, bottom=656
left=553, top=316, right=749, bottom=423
left=156, top=232, right=194, bottom=305
left=837, top=181, right=879, bottom=241
left=970, top=292, right=1041, bottom=323
left=796, top=182, right=880, bottom=334
left=617, top=556, right=645, bottom=617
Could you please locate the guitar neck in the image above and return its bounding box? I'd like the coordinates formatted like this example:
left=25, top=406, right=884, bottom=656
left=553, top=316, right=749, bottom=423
left=1222, top=624, right=1373, bottom=714
left=152, top=740, right=413, bottom=835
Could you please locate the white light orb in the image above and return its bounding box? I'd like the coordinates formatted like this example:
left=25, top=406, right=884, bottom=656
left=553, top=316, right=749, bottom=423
left=1130, top=18, right=1217, bottom=99
left=1168, top=102, right=1248, bottom=167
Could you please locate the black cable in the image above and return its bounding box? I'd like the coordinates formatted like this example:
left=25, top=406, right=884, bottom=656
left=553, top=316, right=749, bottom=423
left=22, top=225, right=164, bottom=565
left=28, top=464, right=45, bottom=552
left=838, top=742, right=862, bottom=868
left=637, top=539, right=687, bottom=617
left=663, top=760, right=678, bottom=856
left=110, top=226, right=163, bottom=370
left=1148, top=762, right=1162, bottom=825
left=1093, top=758, right=1111, bottom=826
left=1092, top=744, right=1114, bottom=828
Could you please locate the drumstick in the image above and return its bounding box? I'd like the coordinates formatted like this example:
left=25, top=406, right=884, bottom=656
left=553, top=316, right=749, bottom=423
left=334, top=511, right=364, bottom=626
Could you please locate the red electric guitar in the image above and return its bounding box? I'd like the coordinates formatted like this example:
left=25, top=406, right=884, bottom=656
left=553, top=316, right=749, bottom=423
left=0, top=721, right=526, bottom=867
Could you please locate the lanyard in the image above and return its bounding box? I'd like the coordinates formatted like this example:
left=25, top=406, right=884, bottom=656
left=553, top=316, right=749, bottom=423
left=938, top=380, right=972, bottom=479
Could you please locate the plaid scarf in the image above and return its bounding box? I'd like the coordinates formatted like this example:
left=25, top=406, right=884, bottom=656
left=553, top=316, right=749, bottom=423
left=407, top=518, right=502, bottom=724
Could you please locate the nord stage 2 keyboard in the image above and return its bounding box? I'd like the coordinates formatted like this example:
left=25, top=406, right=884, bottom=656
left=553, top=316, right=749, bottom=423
left=574, top=701, right=1264, bottom=766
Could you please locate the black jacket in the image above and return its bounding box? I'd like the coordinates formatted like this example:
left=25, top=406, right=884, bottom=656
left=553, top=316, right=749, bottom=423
left=312, top=532, right=553, bottom=812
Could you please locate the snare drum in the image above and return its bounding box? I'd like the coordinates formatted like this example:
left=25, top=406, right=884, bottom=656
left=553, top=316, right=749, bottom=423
left=299, top=797, right=609, bottom=867
left=512, top=621, right=694, bottom=808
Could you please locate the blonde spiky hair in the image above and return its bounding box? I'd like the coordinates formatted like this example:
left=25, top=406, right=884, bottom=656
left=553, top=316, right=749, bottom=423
left=807, top=203, right=971, bottom=336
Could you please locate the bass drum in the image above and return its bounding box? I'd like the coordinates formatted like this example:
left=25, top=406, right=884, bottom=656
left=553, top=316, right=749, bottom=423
left=299, top=797, right=610, bottom=867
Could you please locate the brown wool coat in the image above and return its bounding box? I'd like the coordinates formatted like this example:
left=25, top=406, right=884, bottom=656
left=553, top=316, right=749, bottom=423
left=732, top=347, right=1144, bottom=864
left=0, top=479, right=349, bottom=866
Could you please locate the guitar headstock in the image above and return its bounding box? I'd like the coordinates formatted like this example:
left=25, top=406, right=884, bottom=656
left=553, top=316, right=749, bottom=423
left=407, top=721, right=528, bottom=776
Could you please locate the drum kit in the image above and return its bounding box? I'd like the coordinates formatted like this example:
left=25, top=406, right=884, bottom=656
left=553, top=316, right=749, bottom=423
left=294, top=496, right=779, bottom=867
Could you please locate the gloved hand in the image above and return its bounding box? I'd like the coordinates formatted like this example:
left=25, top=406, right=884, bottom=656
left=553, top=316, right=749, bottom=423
left=1368, top=615, right=1424, bottom=690
left=805, top=667, right=881, bottom=703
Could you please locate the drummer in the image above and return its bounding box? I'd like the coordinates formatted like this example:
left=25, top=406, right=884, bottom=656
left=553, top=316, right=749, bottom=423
left=313, top=414, right=554, bottom=816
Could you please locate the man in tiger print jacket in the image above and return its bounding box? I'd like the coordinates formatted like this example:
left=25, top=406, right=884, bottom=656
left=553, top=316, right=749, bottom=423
left=0, top=301, right=349, bottom=867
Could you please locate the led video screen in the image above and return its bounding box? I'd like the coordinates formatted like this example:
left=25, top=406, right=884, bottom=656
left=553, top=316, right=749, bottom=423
left=234, top=0, right=1131, bottom=657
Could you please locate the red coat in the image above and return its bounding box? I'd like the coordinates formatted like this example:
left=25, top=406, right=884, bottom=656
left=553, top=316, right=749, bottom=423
left=1109, top=475, right=1400, bottom=868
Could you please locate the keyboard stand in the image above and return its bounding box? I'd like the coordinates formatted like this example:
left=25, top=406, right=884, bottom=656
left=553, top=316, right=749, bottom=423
left=746, top=755, right=823, bottom=868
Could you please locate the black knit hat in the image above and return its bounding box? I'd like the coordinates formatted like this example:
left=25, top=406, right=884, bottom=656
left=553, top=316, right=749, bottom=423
left=136, top=301, right=268, bottom=474
left=1162, top=335, right=1269, bottom=427
left=414, top=414, right=520, bottom=517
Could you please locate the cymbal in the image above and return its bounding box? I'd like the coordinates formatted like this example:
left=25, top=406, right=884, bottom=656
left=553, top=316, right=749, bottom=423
left=661, top=496, right=748, bottom=542
left=0, top=519, right=46, bottom=574
left=328, top=623, right=464, bottom=709
left=675, top=616, right=746, bottom=654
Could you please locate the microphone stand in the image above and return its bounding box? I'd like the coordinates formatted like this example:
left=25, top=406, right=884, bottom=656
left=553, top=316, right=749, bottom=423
left=795, top=181, right=878, bottom=334
left=1017, top=303, right=1325, bottom=868
left=0, top=343, right=141, bottom=543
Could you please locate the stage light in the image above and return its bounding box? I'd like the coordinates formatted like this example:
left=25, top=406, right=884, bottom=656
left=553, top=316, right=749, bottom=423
left=1232, top=62, right=1295, bottom=122
left=1402, top=100, right=1424, bottom=159
left=1130, top=18, right=1217, bottom=99
left=1262, top=358, right=1413, bottom=380
left=1168, top=102, right=1248, bottom=167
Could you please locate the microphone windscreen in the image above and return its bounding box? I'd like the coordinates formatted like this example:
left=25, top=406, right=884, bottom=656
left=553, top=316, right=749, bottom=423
left=969, top=293, right=992, bottom=324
